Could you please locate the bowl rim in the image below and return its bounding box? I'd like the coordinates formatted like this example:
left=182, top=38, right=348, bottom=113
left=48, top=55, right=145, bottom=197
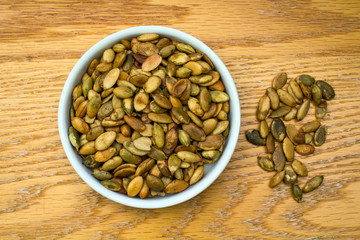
left=58, top=26, right=241, bottom=209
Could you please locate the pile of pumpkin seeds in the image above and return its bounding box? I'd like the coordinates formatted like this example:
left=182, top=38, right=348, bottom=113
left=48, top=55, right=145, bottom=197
left=246, top=72, right=335, bottom=202
left=69, top=33, right=230, bottom=198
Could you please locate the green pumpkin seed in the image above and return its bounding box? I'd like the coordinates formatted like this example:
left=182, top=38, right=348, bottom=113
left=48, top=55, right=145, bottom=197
left=201, top=150, right=221, bottom=161
left=258, top=120, right=269, bottom=139
left=283, top=108, right=297, bottom=121
left=182, top=123, right=206, bottom=141
left=159, top=44, right=176, bottom=58
left=157, top=160, right=171, bottom=177
left=256, top=94, right=270, bottom=120
left=119, top=148, right=142, bottom=164
left=176, top=43, right=195, bottom=54
left=203, top=118, right=218, bottom=135
left=291, top=159, right=308, bottom=177
left=95, top=131, right=116, bottom=151
left=269, top=106, right=291, bottom=118
left=292, top=184, right=303, bottom=202
left=113, top=43, right=126, bottom=52
left=198, top=135, right=225, bottom=150
left=102, top=49, right=115, bottom=63
left=266, top=134, right=275, bottom=153
left=299, top=82, right=312, bottom=99
left=168, top=154, right=182, bottom=174
left=103, top=68, right=120, bottom=90
left=178, top=129, right=191, bottom=147
left=78, top=141, right=96, bottom=155
left=270, top=119, right=286, bottom=142
left=101, top=156, right=123, bottom=171
left=164, top=179, right=189, bottom=194
left=289, top=79, right=303, bottom=100
left=245, top=129, right=265, bottom=146
left=135, top=158, right=155, bottom=176
left=199, top=88, right=211, bottom=112
left=282, top=137, right=294, bottom=161
left=190, top=166, right=204, bottom=185
left=266, top=87, right=280, bottom=110
left=146, top=174, right=164, bottom=191
left=168, top=52, right=190, bottom=65
left=87, top=93, right=101, bottom=118
left=269, top=170, right=285, bottom=188
left=188, top=97, right=204, bottom=117
left=93, top=169, right=112, bottom=180
left=142, top=54, right=162, bottom=72
left=177, top=151, right=202, bottom=163
left=272, top=72, right=287, bottom=89
left=314, top=125, right=327, bottom=146
left=304, top=133, right=313, bottom=144
left=277, top=89, right=296, bottom=107
left=283, top=164, right=297, bottom=185
left=137, top=33, right=159, bottom=42
left=86, top=126, right=104, bottom=141
left=285, top=124, right=298, bottom=143
left=301, top=120, right=321, bottom=133
left=94, top=147, right=116, bottom=162
left=303, top=175, right=324, bottom=193
left=316, top=80, right=335, bottom=100
left=297, top=99, right=310, bottom=121
left=69, top=126, right=80, bottom=150
left=148, top=147, right=167, bottom=161
left=298, top=74, right=315, bottom=86
left=82, top=77, right=93, bottom=99
left=127, top=176, right=144, bottom=197
left=210, top=91, right=230, bottom=103
left=101, top=180, right=122, bottom=192
left=311, top=84, right=322, bottom=105
left=295, top=144, right=315, bottom=155
left=273, top=144, right=286, bottom=172
left=315, top=101, right=327, bottom=119
left=132, top=136, right=151, bottom=151
left=71, top=117, right=90, bottom=134
left=258, top=156, right=274, bottom=171
left=212, top=120, right=229, bottom=136
left=148, top=113, right=173, bottom=123
left=144, top=76, right=161, bottom=93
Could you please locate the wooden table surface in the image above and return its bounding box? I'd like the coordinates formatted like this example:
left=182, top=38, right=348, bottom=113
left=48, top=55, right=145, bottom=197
left=1, top=0, right=360, bottom=239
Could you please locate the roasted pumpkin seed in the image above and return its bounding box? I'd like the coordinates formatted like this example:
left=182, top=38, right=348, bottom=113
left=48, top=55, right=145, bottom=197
left=303, top=175, right=324, bottom=193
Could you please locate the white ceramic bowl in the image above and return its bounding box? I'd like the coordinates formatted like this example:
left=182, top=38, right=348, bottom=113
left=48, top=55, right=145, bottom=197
left=58, top=26, right=241, bottom=208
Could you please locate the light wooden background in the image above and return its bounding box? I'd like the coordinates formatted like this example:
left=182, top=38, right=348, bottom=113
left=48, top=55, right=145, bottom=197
left=1, top=0, right=360, bottom=239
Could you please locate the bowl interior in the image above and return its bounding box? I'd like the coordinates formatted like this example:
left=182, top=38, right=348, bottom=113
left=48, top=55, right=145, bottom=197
left=58, top=26, right=240, bottom=208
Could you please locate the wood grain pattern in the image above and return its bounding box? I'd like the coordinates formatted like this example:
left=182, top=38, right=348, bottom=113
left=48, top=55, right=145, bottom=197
left=1, top=0, right=360, bottom=239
